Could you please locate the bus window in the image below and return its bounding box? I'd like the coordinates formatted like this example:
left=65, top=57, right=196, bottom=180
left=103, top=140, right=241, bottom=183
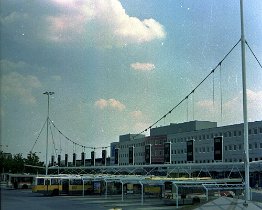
left=45, top=179, right=51, bottom=185
left=70, top=179, right=83, bottom=185
left=37, top=178, right=45, bottom=185
left=51, top=178, right=59, bottom=185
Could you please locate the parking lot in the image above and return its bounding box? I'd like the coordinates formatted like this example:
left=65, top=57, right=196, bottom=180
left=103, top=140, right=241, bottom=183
left=2, top=187, right=262, bottom=210
left=1, top=188, right=184, bottom=210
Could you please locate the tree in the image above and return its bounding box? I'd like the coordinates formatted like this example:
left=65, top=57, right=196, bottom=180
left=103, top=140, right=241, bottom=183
left=24, top=152, right=44, bottom=174
left=12, top=153, right=24, bottom=173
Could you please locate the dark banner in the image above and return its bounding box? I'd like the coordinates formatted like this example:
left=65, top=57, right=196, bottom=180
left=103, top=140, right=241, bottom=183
left=102, top=149, right=107, bottom=165
left=51, top=155, right=55, bottom=166
left=164, top=142, right=171, bottom=163
left=129, top=146, right=134, bottom=165
left=57, top=154, right=61, bottom=167
left=73, top=153, right=76, bottom=166
left=187, top=140, right=194, bottom=162
left=145, top=144, right=151, bottom=164
left=91, top=151, right=95, bottom=166
left=81, top=152, right=85, bottom=166
left=214, top=136, right=223, bottom=161
left=114, top=148, right=119, bottom=165
left=65, top=154, right=68, bottom=167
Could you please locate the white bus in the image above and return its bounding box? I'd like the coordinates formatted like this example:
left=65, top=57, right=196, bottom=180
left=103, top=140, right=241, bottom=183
left=6, top=173, right=36, bottom=189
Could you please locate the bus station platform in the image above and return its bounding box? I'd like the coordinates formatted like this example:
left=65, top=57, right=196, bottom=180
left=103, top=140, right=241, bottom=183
left=195, top=197, right=262, bottom=210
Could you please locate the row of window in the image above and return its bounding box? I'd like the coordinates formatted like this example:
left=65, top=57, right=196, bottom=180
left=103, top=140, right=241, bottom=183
left=119, top=156, right=262, bottom=165
left=117, top=127, right=262, bottom=149
left=170, top=127, right=262, bottom=144
left=118, top=142, right=262, bottom=158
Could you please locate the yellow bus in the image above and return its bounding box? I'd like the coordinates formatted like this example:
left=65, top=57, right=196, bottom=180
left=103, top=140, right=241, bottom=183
left=32, top=175, right=93, bottom=196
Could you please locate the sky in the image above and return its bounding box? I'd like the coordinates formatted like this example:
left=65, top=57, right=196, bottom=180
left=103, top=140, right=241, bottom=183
left=1, top=0, right=262, bottom=161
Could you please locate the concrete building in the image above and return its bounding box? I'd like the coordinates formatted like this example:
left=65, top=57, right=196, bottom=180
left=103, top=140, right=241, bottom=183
left=111, top=120, right=262, bottom=166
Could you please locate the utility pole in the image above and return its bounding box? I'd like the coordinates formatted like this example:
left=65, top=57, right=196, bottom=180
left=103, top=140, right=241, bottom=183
left=240, top=0, right=250, bottom=204
left=43, top=91, right=55, bottom=175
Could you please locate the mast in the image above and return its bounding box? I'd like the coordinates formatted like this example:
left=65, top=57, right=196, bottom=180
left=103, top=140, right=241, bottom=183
left=240, top=0, right=250, bottom=203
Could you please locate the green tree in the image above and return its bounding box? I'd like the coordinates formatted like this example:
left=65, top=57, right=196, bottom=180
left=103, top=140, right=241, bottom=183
left=0, top=151, right=13, bottom=173
left=24, top=152, right=44, bottom=174
left=12, top=153, right=24, bottom=173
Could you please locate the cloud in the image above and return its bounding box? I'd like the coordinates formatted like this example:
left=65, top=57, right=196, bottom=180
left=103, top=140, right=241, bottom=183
left=51, top=75, right=62, bottom=81
left=45, top=0, right=166, bottom=45
left=195, top=89, right=262, bottom=124
left=130, top=110, right=143, bottom=120
left=1, top=72, right=42, bottom=105
left=130, top=62, right=155, bottom=71
left=95, top=98, right=126, bottom=111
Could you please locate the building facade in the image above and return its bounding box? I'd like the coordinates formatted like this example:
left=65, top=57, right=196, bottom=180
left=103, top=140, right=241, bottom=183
left=111, top=120, right=262, bottom=166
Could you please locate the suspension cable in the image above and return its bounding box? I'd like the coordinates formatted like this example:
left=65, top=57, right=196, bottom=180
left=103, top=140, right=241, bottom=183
left=245, top=40, right=262, bottom=69
left=30, top=118, right=47, bottom=152
left=133, top=39, right=240, bottom=139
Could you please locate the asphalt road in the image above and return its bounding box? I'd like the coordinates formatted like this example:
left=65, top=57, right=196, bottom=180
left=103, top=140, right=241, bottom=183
left=0, top=188, right=176, bottom=210
left=1, top=187, right=262, bottom=210
left=1, top=188, right=111, bottom=210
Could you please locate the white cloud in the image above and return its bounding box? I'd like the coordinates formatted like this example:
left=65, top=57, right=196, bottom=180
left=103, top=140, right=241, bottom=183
left=195, top=89, right=262, bottom=124
left=130, top=62, right=155, bottom=71
left=46, top=0, right=166, bottom=45
left=1, top=72, right=42, bottom=105
left=51, top=75, right=62, bottom=81
left=95, top=98, right=126, bottom=111
left=130, top=110, right=143, bottom=120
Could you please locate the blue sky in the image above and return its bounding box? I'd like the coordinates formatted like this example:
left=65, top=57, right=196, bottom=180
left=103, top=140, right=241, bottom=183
left=1, top=0, right=262, bottom=161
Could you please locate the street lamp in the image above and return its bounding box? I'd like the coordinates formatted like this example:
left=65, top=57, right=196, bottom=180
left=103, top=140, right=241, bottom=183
left=43, top=91, right=54, bottom=175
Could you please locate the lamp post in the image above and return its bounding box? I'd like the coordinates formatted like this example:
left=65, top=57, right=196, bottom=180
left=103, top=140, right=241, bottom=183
left=43, top=91, right=54, bottom=175
left=240, top=0, right=249, bottom=204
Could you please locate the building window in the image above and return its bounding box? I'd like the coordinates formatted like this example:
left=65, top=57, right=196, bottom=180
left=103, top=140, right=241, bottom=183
left=239, top=144, right=242, bottom=150
left=255, top=143, right=258, bottom=149
left=229, top=145, right=232, bottom=150
left=203, top=135, right=205, bottom=140
left=239, top=159, right=242, bottom=162
left=260, top=128, right=262, bottom=133
left=249, top=158, right=252, bottom=162
left=254, top=128, right=258, bottom=134
left=234, top=131, right=237, bottom=136
left=249, top=144, right=252, bottom=150
left=224, top=132, right=228, bottom=137
left=239, top=130, right=242, bottom=136
left=248, top=129, right=251, bottom=135
left=225, top=146, right=228, bottom=151
left=234, top=145, right=237, bottom=150
left=260, top=143, right=262, bottom=148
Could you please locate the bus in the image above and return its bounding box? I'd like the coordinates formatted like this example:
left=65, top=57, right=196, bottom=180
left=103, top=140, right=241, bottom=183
left=32, top=175, right=94, bottom=196
left=6, top=173, right=36, bottom=189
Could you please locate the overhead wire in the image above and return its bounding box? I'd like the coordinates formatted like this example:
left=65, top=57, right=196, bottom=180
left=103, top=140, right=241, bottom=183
left=133, top=39, right=241, bottom=139
left=245, top=40, right=262, bottom=69
left=30, top=118, right=47, bottom=153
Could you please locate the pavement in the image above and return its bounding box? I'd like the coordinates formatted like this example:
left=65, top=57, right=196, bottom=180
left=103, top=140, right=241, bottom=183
left=194, top=197, right=262, bottom=210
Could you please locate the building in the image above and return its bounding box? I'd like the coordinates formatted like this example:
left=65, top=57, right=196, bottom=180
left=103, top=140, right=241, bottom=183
left=111, top=120, right=262, bottom=165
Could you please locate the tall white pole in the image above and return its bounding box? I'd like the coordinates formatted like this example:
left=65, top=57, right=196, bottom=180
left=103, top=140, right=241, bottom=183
left=240, top=0, right=250, bottom=202
left=43, top=91, right=54, bottom=175
left=45, top=94, right=50, bottom=175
